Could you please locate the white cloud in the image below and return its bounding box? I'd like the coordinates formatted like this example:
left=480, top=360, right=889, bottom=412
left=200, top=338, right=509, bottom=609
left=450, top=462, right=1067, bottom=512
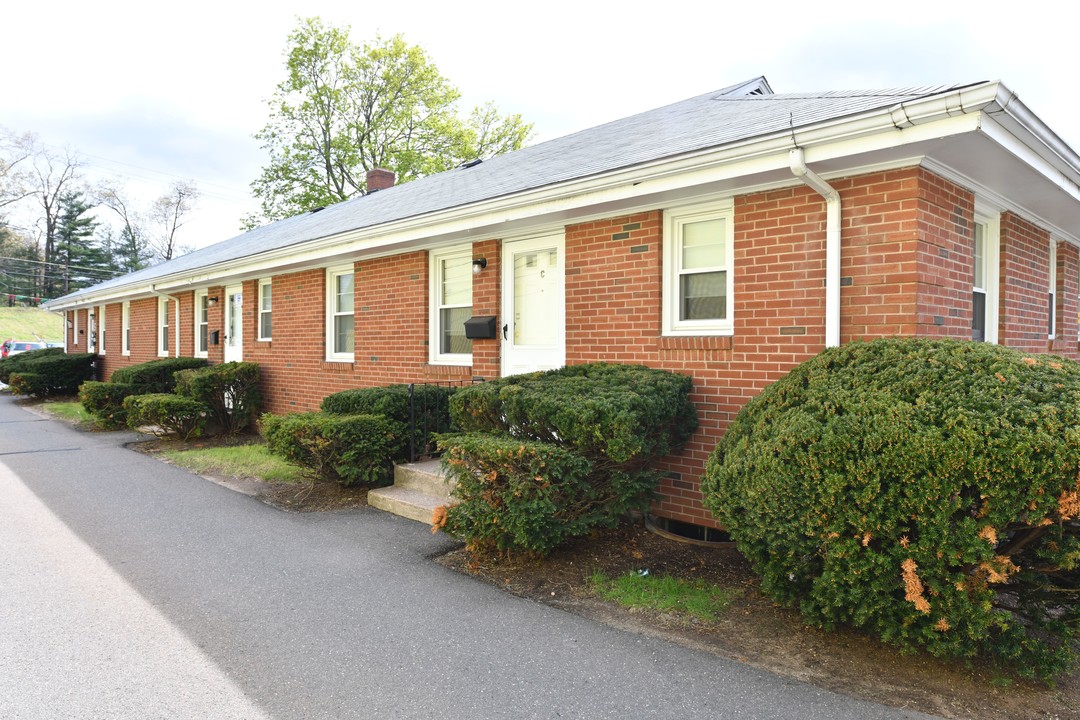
left=2, top=0, right=1076, bottom=251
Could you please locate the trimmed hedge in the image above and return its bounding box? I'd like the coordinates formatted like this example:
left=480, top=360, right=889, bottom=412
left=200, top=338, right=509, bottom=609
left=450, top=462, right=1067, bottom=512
left=124, top=393, right=208, bottom=440
left=175, top=362, right=260, bottom=434
left=3, top=352, right=96, bottom=397
left=79, top=381, right=139, bottom=429
left=450, top=363, right=697, bottom=466
left=0, top=346, right=67, bottom=384
left=438, top=363, right=697, bottom=555
left=262, top=412, right=405, bottom=486
left=435, top=434, right=600, bottom=555
left=702, top=338, right=1080, bottom=681
left=320, top=383, right=454, bottom=459
left=109, top=357, right=207, bottom=393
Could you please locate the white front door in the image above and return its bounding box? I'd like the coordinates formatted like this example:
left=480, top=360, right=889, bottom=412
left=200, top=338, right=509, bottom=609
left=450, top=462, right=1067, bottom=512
left=501, top=233, right=565, bottom=376
left=224, top=284, right=243, bottom=363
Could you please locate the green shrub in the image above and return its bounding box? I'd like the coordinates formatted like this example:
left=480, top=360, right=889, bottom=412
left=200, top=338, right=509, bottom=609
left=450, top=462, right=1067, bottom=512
left=321, top=383, right=454, bottom=458
left=0, top=347, right=64, bottom=384
left=175, top=362, right=260, bottom=435
left=439, top=363, right=698, bottom=556
left=79, top=381, right=139, bottom=429
left=124, top=393, right=208, bottom=440
left=262, top=412, right=405, bottom=486
left=434, top=434, right=596, bottom=555
left=109, top=357, right=207, bottom=393
left=701, top=338, right=1080, bottom=681
left=2, top=352, right=96, bottom=396
left=6, top=372, right=44, bottom=396
left=450, top=363, right=697, bottom=466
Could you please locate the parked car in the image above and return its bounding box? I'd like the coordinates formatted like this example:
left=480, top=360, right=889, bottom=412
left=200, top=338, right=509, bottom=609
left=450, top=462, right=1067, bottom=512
left=7, top=341, right=46, bottom=356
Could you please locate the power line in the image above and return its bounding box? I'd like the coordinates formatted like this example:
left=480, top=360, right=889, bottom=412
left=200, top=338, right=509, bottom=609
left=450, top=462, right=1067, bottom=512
left=0, top=254, right=126, bottom=277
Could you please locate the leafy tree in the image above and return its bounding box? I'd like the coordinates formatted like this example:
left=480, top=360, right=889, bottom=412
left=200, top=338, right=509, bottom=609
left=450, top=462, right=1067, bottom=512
left=247, top=18, right=533, bottom=226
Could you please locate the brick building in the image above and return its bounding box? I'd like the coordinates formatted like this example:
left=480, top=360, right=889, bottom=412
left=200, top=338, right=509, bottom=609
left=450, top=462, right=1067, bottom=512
left=45, top=78, right=1080, bottom=530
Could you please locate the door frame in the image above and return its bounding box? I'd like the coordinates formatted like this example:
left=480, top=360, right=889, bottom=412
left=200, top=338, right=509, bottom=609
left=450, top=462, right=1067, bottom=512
left=224, top=283, right=243, bottom=363
left=500, top=232, right=566, bottom=377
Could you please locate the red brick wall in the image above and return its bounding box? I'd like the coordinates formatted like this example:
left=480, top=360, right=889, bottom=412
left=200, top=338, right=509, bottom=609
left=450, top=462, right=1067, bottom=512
left=470, top=239, right=501, bottom=381
left=1052, top=243, right=1080, bottom=358
left=77, top=164, right=1080, bottom=529
left=999, top=212, right=1053, bottom=352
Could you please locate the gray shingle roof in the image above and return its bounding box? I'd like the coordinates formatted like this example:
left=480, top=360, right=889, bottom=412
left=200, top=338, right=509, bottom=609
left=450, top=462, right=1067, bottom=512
left=52, top=78, right=979, bottom=303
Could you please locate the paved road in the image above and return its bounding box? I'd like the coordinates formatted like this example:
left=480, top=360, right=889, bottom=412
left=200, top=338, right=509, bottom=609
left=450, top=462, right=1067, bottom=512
left=0, top=396, right=940, bottom=719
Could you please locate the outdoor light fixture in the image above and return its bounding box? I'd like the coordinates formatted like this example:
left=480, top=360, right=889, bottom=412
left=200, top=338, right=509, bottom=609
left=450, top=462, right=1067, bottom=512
left=472, top=258, right=487, bottom=274
left=207, top=296, right=219, bottom=306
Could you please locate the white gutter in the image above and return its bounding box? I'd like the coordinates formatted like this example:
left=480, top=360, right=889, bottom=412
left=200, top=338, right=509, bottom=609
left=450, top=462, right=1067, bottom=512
left=149, top=285, right=181, bottom=358
left=790, top=147, right=841, bottom=348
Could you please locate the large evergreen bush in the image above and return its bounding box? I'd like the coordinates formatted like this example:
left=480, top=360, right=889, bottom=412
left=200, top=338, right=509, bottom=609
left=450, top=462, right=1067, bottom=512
left=0, top=347, right=67, bottom=384
left=321, top=383, right=454, bottom=458
left=702, top=338, right=1079, bottom=680
left=79, top=381, right=139, bottom=428
left=262, top=412, right=405, bottom=486
left=174, top=362, right=260, bottom=434
left=124, top=393, right=208, bottom=440
left=109, top=357, right=207, bottom=393
left=438, top=363, right=697, bottom=555
left=3, top=352, right=95, bottom=396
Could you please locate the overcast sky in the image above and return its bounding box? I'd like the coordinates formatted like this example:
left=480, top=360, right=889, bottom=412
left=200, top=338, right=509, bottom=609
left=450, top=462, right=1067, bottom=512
left=2, top=0, right=1075, bottom=253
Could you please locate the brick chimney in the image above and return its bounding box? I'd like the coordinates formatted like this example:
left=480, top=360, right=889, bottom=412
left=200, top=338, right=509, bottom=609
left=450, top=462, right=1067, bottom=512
left=366, top=168, right=396, bottom=193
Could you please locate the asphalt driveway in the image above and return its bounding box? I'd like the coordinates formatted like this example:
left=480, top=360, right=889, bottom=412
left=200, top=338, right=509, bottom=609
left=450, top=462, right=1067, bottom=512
left=0, top=395, right=939, bottom=719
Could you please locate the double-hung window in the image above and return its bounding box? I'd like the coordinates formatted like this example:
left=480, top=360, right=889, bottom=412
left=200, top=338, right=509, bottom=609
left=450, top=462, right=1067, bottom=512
left=258, top=278, right=272, bottom=341
left=430, top=247, right=472, bottom=364
left=158, top=297, right=171, bottom=357
left=326, top=266, right=354, bottom=361
left=663, top=200, right=735, bottom=336
left=194, top=290, right=209, bottom=358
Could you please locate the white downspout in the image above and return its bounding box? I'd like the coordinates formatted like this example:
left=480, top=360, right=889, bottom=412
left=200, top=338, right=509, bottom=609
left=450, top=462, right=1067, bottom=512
left=790, top=147, right=841, bottom=348
left=149, top=285, right=182, bottom=358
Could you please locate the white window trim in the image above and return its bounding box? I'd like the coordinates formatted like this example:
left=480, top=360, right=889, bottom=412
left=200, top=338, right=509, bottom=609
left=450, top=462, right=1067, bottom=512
left=121, top=301, right=131, bottom=356
left=662, top=199, right=735, bottom=336
left=1049, top=240, right=1058, bottom=340
left=429, top=246, right=473, bottom=365
left=98, top=305, right=106, bottom=356
left=157, top=297, right=170, bottom=357
left=325, top=265, right=355, bottom=362
left=257, top=278, right=272, bottom=342
left=73, top=309, right=79, bottom=347
left=87, top=308, right=96, bottom=353
left=194, top=289, right=209, bottom=358
left=974, top=201, right=1001, bottom=345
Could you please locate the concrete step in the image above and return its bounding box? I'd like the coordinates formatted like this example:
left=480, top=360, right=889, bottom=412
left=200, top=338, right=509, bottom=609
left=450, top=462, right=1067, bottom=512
left=392, top=459, right=453, bottom=501
left=369, top=460, right=456, bottom=525
left=367, top=486, right=445, bottom=525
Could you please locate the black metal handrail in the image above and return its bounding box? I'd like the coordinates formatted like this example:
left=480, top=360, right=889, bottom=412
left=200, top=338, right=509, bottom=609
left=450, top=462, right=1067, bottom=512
left=407, top=378, right=481, bottom=462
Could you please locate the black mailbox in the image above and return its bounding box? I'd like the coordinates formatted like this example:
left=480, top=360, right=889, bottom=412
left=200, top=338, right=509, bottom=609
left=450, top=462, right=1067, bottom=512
left=463, top=315, right=497, bottom=340
left=210, top=330, right=221, bottom=345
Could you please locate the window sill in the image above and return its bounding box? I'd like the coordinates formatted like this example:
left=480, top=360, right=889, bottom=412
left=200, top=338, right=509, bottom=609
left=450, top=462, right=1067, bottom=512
left=658, top=335, right=733, bottom=351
